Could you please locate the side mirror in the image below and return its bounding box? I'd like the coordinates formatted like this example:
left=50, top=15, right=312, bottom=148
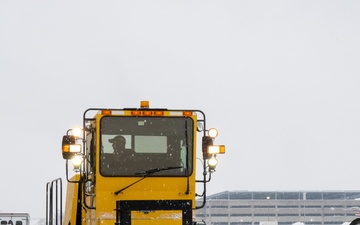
left=202, top=136, right=213, bottom=159
left=62, top=135, right=81, bottom=159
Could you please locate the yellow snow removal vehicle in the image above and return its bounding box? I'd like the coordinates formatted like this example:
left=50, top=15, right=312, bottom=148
left=59, top=101, right=225, bottom=225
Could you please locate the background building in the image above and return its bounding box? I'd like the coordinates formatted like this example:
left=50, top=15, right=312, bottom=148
left=196, top=191, right=360, bottom=225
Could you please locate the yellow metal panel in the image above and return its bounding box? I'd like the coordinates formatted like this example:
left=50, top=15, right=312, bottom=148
left=63, top=175, right=80, bottom=225
left=92, top=111, right=198, bottom=224
left=131, top=210, right=183, bottom=225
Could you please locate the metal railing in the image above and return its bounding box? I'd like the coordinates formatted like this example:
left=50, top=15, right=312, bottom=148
left=46, top=178, right=62, bottom=225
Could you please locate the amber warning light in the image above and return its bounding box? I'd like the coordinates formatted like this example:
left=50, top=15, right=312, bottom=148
left=140, top=101, right=149, bottom=108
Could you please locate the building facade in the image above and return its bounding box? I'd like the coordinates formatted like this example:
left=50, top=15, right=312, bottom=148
left=195, top=191, right=360, bottom=225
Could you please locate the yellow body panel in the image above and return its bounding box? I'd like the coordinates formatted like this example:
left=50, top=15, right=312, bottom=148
left=92, top=113, right=197, bottom=225
left=63, top=175, right=80, bottom=225
left=131, top=210, right=183, bottom=225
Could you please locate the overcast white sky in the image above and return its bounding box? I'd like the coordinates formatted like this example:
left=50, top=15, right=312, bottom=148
left=1, top=0, right=360, bottom=220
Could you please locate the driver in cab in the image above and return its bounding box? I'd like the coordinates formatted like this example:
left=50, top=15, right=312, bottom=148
left=109, top=135, right=134, bottom=158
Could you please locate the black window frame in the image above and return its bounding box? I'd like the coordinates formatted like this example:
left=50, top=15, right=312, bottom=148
left=99, top=115, right=194, bottom=177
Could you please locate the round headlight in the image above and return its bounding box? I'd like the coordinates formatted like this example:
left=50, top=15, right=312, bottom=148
left=208, top=128, right=218, bottom=138
left=208, top=157, right=218, bottom=168
left=72, top=127, right=82, bottom=137
left=71, top=154, right=83, bottom=167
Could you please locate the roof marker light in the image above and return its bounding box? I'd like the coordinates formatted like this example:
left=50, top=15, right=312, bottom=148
left=142, top=111, right=153, bottom=116
left=183, top=111, right=193, bottom=116
left=154, top=111, right=164, bottom=116
left=131, top=111, right=142, bottom=116
left=140, top=101, right=149, bottom=108
left=101, top=110, right=112, bottom=115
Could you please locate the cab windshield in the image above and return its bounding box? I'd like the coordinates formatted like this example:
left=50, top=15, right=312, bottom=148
left=99, top=116, right=194, bottom=177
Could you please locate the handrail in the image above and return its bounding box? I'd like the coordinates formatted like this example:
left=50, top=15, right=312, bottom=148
left=46, top=178, right=62, bottom=225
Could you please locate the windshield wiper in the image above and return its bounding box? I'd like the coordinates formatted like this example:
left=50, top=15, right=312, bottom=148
left=135, top=166, right=183, bottom=176
left=114, top=166, right=183, bottom=195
